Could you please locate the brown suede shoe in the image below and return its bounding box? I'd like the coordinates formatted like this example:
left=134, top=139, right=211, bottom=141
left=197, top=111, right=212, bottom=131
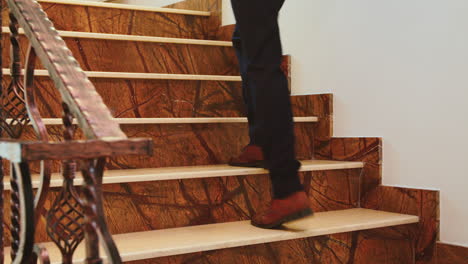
left=229, top=144, right=266, bottom=168
left=251, top=191, right=313, bottom=229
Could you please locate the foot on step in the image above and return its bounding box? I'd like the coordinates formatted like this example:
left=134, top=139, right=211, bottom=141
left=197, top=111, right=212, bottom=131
left=251, top=191, right=313, bottom=229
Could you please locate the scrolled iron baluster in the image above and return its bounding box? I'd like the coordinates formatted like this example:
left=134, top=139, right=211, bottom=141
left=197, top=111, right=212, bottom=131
left=7, top=0, right=125, bottom=139
left=0, top=13, right=30, bottom=139
left=9, top=166, right=20, bottom=261
left=45, top=104, right=85, bottom=264
left=80, top=158, right=122, bottom=264
left=45, top=161, right=84, bottom=264
left=24, top=44, right=52, bottom=226
left=4, top=15, right=29, bottom=262
left=10, top=162, right=35, bottom=264
left=9, top=13, right=21, bottom=83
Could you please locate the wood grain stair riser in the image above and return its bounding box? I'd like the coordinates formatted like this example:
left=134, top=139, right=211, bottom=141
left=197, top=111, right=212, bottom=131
left=1, top=77, right=323, bottom=122
left=2, top=27, right=233, bottom=46
left=2, top=160, right=364, bottom=190
left=2, top=169, right=363, bottom=246
left=1, top=35, right=238, bottom=75
left=11, top=122, right=315, bottom=172
left=37, top=0, right=212, bottom=16
left=22, top=78, right=243, bottom=119
left=1, top=1, right=220, bottom=39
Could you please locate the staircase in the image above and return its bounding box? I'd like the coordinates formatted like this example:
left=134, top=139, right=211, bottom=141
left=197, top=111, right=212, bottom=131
left=0, top=0, right=441, bottom=263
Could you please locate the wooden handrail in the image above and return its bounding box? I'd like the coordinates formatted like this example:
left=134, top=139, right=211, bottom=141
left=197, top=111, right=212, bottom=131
left=7, top=0, right=126, bottom=140
left=0, top=138, right=153, bottom=162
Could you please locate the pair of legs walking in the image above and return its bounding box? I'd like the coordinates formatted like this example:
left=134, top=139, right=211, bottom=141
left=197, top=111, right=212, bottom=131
left=229, top=0, right=312, bottom=228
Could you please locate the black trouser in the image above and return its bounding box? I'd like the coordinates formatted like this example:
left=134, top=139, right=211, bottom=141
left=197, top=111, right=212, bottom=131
left=231, top=0, right=303, bottom=199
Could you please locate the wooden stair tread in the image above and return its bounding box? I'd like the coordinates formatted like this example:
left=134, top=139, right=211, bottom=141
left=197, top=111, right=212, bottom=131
left=4, top=208, right=418, bottom=263
left=3, top=160, right=364, bottom=190
left=37, top=0, right=211, bottom=16
left=8, top=117, right=317, bottom=125
left=2, top=69, right=241, bottom=81
left=2, top=27, right=233, bottom=46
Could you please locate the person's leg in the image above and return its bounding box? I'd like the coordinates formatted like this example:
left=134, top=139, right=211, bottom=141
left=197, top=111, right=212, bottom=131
left=232, top=24, right=257, bottom=145
left=231, top=0, right=255, bottom=145
left=233, top=0, right=303, bottom=199
left=228, top=0, right=265, bottom=168
left=230, top=0, right=311, bottom=229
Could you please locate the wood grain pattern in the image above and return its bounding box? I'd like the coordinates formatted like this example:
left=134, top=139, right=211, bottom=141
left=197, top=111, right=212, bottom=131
left=437, top=242, right=468, bottom=264
left=1, top=0, right=439, bottom=262
left=2, top=35, right=239, bottom=75
left=165, top=0, right=221, bottom=28
left=362, top=186, right=439, bottom=264
left=38, top=0, right=211, bottom=16
left=1, top=160, right=363, bottom=191
left=1, top=1, right=220, bottom=39
left=3, top=167, right=360, bottom=246
left=1, top=92, right=320, bottom=174
left=110, top=122, right=315, bottom=169
left=2, top=77, right=244, bottom=119
left=313, top=137, right=439, bottom=263
left=319, top=137, right=441, bottom=263
left=216, top=24, right=236, bottom=41
left=3, top=76, right=322, bottom=121
left=10, top=122, right=314, bottom=174
left=314, top=137, right=382, bottom=198
left=292, top=93, right=333, bottom=140
left=4, top=209, right=419, bottom=264
left=6, top=0, right=127, bottom=139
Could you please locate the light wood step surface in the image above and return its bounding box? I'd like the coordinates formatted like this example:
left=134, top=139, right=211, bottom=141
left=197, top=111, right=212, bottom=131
left=2, top=69, right=241, bottom=81
left=3, top=160, right=364, bottom=190
left=2, top=27, right=233, bottom=46
left=37, top=0, right=211, bottom=16
left=4, top=208, right=418, bottom=263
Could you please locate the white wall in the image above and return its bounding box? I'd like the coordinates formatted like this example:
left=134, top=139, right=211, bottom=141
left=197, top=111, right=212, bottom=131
left=223, top=0, right=329, bottom=95
left=223, top=0, right=468, bottom=246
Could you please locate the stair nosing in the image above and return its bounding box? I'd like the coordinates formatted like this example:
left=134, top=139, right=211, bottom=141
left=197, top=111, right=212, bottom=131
left=4, top=208, right=418, bottom=263
left=2, top=69, right=242, bottom=81
left=2, top=27, right=232, bottom=47
left=3, top=160, right=364, bottom=191
left=37, top=0, right=212, bottom=16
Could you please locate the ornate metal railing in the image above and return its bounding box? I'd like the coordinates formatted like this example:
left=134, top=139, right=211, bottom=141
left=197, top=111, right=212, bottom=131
left=0, top=0, right=153, bottom=263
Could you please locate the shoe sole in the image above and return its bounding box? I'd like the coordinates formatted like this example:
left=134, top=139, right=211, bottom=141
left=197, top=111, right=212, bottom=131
left=251, top=208, right=314, bottom=229
left=228, top=160, right=267, bottom=169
